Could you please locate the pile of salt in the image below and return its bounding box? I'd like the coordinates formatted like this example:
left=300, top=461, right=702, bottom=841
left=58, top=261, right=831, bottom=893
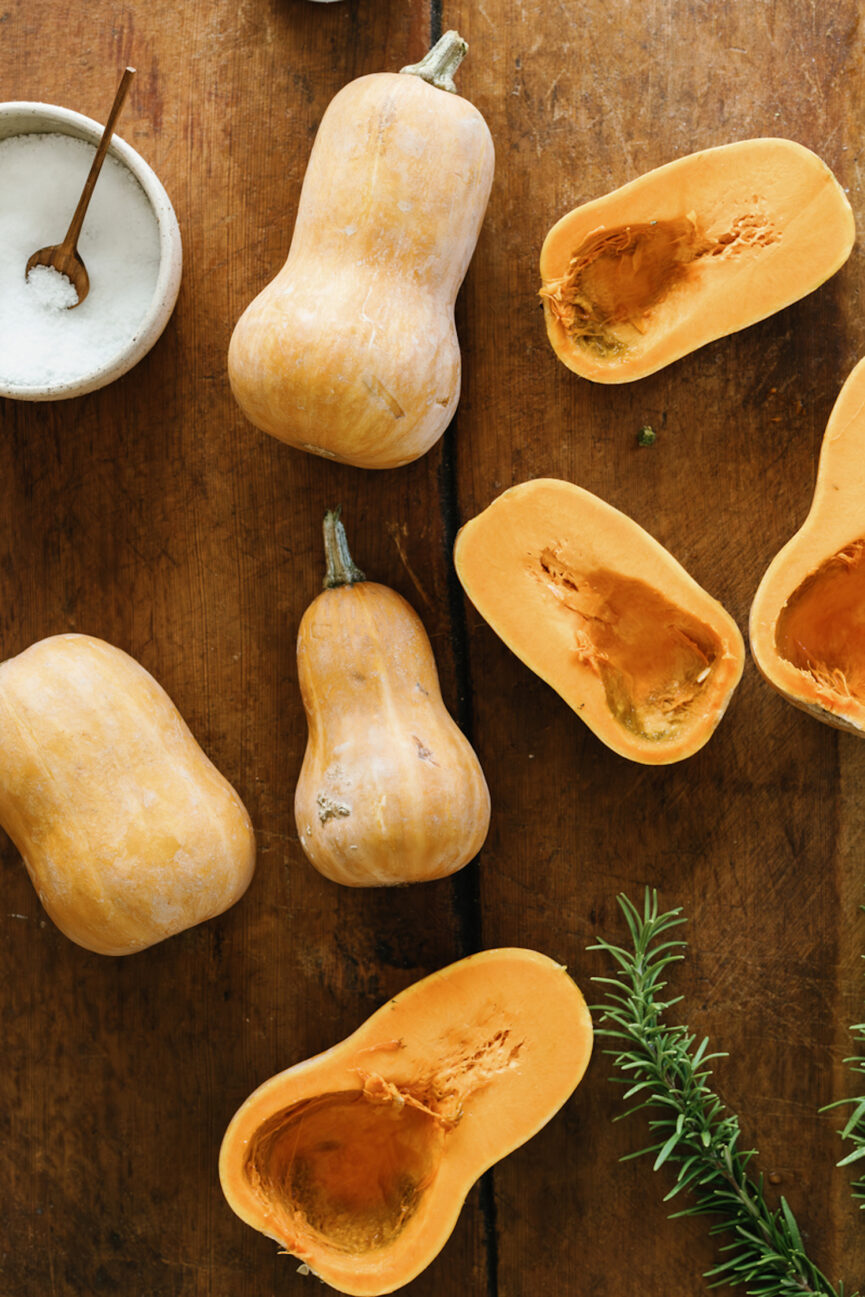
left=0, top=132, right=161, bottom=391
left=26, top=263, right=80, bottom=310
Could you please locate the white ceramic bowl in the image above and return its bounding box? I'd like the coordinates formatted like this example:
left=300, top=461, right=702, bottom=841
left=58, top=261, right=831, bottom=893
left=0, top=101, right=182, bottom=401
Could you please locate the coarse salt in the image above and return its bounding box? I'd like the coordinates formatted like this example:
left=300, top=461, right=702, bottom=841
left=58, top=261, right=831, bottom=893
left=26, top=264, right=79, bottom=310
left=0, top=132, right=161, bottom=391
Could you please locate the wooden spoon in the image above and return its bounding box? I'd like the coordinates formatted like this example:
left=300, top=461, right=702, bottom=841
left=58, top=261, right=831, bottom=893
left=26, top=66, right=135, bottom=308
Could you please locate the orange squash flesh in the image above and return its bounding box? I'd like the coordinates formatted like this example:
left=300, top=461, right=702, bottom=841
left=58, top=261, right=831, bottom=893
left=219, top=948, right=593, bottom=1295
left=540, top=138, right=854, bottom=383
left=750, top=358, right=865, bottom=733
left=454, top=479, right=744, bottom=763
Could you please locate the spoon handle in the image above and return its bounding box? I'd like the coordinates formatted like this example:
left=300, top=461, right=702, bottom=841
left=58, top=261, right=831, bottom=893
left=59, top=66, right=135, bottom=255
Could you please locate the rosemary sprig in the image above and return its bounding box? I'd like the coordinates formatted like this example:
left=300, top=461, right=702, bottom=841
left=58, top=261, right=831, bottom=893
left=821, top=910, right=865, bottom=1207
left=590, top=890, right=854, bottom=1297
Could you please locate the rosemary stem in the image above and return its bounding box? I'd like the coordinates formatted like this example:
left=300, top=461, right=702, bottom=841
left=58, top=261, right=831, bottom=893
left=591, top=891, right=853, bottom=1297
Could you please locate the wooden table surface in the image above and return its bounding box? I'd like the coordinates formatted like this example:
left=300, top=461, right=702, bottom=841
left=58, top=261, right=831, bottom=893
left=3, top=1, right=865, bottom=1294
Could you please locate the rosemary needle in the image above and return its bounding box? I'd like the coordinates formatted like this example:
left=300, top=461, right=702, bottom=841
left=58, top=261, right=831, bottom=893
left=590, top=890, right=855, bottom=1297
left=820, top=907, right=865, bottom=1209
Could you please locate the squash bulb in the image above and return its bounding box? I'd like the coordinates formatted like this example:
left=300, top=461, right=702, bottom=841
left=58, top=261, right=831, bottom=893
left=228, top=32, right=495, bottom=469
left=0, top=634, right=255, bottom=954
left=540, top=138, right=854, bottom=383
left=295, top=510, right=490, bottom=884
left=219, top=948, right=593, bottom=1295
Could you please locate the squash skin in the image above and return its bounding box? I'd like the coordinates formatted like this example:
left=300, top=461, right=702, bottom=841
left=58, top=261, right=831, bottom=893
left=228, top=67, right=495, bottom=469
left=0, top=634, right=256, bottom=955
left=540, top=138, right=854, bottom=383
left=295, top=576, right=490, bottom=886
left=750, top=358, right=865, bottom=733
left=454, top=479, right=745, bottom=764
left=219, top=948, right=593, bottom=1295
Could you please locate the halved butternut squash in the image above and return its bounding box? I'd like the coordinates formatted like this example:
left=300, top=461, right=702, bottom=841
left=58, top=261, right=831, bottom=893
left=750, top=358, right=865, bottom=733
left=539, top=138, right=854, bottom=383
left=219, top=948, right=592, bottom=1295
left=454, top=478, right=745, bottom=763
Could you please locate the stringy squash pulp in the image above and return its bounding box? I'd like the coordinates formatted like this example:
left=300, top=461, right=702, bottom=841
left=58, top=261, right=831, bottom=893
left=454, top=479, right=744, bottom=763
left=219, top=949, right=592, bottom=1295
left=751, top=357, right=865, bottom=732
left=539, top=138, right=854, bottom=382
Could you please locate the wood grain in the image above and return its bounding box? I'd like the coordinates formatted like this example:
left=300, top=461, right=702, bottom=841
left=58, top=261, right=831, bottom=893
left=1, top=0, right=864, bottom=1294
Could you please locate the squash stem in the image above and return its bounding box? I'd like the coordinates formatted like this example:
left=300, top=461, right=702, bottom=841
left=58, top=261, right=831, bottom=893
left=322, top=509, right=366, bottom=589
left=399, top=31, right=468, bottom=94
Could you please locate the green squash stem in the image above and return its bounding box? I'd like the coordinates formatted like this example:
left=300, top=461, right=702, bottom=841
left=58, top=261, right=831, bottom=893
left=399, top=31, right=468, bottom=94
left=322, top=509, right=366, bottom=589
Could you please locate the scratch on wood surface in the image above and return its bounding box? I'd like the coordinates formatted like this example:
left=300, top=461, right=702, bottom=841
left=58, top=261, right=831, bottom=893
left=386, top=521, right=433, bottom=609
left=546, top=68, right=566, bottom=102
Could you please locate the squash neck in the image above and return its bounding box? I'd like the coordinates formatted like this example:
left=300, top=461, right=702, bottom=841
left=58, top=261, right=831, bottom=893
left=399, top=30, right=468, bottom=94
left=323, top=510, right=366, bottom=589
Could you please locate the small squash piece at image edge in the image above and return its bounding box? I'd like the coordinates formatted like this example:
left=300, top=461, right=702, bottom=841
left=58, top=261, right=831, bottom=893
left=219, top=948, right=592, bottom=1295
left=228, top=32, right=494, bottom=469
left=295, top=510, right=490, bottom=885
left=454, top=478, right=745, bottom=764
left=0, top=634, right=255, bottom=954
left=539, top=138, right=854, bottom=383
left=750, top=357, right=865, bottom=733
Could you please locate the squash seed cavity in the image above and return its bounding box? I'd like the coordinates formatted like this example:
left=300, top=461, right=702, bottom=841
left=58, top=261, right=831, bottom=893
left=246, top=1091, right=443, bottom=1254
left=540, top=208, right=779, bottom=357
left=243, top=1024, right=524, bottom=1255
left=535, top=548, right=721, bottom=740
left=775, top=538, right=865, bottom=707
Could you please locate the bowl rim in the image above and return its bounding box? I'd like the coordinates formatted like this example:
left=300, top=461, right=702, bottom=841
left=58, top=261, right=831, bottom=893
left=0, top=99, right=183, bottom=401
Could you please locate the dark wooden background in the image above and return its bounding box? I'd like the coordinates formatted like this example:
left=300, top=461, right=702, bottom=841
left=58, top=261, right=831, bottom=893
left=2, top=0, right=865, bottom=1293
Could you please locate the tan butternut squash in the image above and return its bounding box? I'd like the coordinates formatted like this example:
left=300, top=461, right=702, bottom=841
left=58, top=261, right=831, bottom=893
left=295, top=511, right=489, bottom=884
left=454, top=479, right=745, bottom=763
left=0, top=634, right=255, bottom=955
left=750, top=358, right=865, bottom=733
left=228, top=32, right=495, bottom=469
left=219, top=947, right=592, bottom=1295
left=539, top=138, right=854, bottom=383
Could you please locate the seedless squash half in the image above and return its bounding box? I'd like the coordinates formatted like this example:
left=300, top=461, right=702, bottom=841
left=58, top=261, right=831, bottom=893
left=540, top=138, right=854, bottom=383
left=750, top=358, right=865, bottom=733
left=219, top=948, right=592, bottom=1295
left=455, top=479, right=745, bottom=763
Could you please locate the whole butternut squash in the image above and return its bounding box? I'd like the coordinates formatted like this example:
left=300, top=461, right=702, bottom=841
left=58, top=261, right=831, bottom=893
left=750, top=358, right=865, bottom=733
left=540, top=138, right=854, bottom=383
left=454, top=479, right=745, bottom=764
left=219, top=947, right=593, bottom=1295
left=295, top=510, right=490, bottom=884
left=228, top=32, right=495, bottom=469
left=0, top=634, right=255, bottom=955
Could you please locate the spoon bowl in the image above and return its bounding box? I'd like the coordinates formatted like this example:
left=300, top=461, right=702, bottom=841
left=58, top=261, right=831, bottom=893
left=26, top=244, right=88, bottom=305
